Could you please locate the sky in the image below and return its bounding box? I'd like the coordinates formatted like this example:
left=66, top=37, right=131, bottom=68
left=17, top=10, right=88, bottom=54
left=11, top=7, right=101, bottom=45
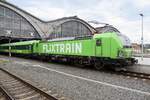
left=7, top=0, right=150, bottom=43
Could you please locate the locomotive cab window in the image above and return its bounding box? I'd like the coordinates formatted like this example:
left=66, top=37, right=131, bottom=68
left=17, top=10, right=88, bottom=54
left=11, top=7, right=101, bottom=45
left=96, top=39, right=101, bottom=46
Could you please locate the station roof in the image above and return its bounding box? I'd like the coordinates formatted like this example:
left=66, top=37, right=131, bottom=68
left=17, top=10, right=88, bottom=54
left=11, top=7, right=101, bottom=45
left=0, top=1, right=96, bottom=39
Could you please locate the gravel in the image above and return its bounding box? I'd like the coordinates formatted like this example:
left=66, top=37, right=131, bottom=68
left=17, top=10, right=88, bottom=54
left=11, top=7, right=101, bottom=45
left=0, top=56, right=150, bottom=100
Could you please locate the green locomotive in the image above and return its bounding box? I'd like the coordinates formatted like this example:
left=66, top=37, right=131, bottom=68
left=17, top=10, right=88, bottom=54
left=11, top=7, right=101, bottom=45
left=0, top=32, right=137, bottom=70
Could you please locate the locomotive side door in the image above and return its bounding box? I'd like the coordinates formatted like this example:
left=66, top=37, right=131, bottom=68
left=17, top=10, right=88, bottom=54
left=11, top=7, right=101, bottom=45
left=101, top=37, right=111, bottom=57
left=95, top=39, right=102, bottom=57
left=95, top=38, right=111, bottom=57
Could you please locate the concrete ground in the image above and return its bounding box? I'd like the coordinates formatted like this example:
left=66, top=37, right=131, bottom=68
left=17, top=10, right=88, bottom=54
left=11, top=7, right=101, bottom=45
left=0, top=55, right=150, bottom=100
left=135, top=57, right=150, bottom=65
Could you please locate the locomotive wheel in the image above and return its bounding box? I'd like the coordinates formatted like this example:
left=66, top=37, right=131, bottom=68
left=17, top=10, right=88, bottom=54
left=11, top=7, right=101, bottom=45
left=94, top=61, right=104, bottom=70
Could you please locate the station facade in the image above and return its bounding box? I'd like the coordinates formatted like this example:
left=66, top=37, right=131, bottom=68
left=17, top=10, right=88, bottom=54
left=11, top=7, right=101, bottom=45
left=0, top=1, right=96, bottom=42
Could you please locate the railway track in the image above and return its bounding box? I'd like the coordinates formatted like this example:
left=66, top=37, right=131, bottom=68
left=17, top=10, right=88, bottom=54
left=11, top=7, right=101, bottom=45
left=0, top=85, right=13, bottom=100
left=118, top=70, right=150, bottom=80
left=0, top=68, right=65, bottom=100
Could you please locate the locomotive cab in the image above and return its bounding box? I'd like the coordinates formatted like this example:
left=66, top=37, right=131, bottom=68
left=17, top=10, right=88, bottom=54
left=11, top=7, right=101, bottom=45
left=117, top=33, right=137, bottom=65
left=93, top=32, right=137, bottom=67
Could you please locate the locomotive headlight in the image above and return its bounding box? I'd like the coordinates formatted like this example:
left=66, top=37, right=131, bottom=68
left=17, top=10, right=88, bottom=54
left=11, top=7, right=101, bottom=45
left=118, top=51, right=124, bottom=57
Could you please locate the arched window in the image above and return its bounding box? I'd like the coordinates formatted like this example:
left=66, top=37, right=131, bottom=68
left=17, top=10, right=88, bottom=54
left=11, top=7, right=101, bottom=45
left=61, top=21, right=91, bottom=37
left=0, top=6, right=39, bottom=38
left=49, top=21, right=92, bottom=39
left=96, top=26, right=120, bottom=34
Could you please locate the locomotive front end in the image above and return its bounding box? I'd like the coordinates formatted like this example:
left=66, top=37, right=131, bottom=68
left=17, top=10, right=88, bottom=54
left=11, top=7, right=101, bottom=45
left=117, top=33, right=138, bottom=65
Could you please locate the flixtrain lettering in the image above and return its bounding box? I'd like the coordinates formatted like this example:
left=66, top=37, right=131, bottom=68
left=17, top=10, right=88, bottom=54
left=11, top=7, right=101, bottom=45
left=43, top=42, right=82, bottom=54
